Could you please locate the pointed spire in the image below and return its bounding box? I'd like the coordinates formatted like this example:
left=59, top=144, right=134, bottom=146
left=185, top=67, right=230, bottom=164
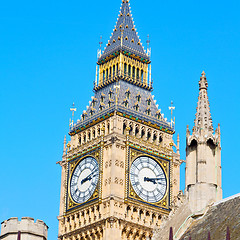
left=193, top=71, right=213, bottom=133
left=98, top=0, right=149, bottom=62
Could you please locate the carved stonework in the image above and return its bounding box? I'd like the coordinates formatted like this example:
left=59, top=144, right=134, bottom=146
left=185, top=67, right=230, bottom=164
left=58, top=1, right=181, bottom=240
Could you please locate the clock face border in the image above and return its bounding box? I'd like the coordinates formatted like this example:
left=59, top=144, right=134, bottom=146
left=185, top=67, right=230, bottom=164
left=69, top=156, right=99, bottom=204
left=66, top=148, right=102, bottom=212
left=126, top=147, right=171, bottom=211
left=130, top=156, right=167, bottom=203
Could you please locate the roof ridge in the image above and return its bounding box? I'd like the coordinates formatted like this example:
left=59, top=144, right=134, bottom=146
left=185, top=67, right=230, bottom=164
left=213, top=192, right=240, bottom=206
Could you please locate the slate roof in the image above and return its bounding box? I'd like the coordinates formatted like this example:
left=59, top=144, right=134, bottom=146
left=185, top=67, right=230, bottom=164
left=70, top=80, right=172, bottom=134
left=180, top=194, right=240, bottom=240
left=98, top=0, right=149, bottom=62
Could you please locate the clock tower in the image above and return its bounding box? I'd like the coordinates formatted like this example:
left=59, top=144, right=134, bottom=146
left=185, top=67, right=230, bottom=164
left=58, top=1, right=181, bottom=239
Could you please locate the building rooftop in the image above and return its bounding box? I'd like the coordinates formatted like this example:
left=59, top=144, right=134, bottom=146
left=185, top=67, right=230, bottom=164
left=70, top=80, right=173, bottom=135
left=180, top=194, right=240, bottom=240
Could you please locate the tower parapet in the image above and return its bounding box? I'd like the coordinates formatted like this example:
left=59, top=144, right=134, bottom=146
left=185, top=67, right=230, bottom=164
left=0, top=217, right=48, bottom=240
left=185, top=71, right=222, bottom=213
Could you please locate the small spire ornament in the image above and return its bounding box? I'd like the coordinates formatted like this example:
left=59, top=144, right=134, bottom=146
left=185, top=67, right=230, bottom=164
left=70, top=102, right=76, bottom=127
left=169, top=101, right=175, bottom=128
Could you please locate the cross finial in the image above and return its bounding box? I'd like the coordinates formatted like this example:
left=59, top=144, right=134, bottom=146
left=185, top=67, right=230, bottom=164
left=70, top=102, right=76, bottom=127
left=70, top=102, right=76, bottom=118
left=97, top=36, right=103, bottom=58
left=147, top=34, right=151, bottom=57
left=146, top=34, right=150, bottom=47
left=169, top=101, right=175, bottom=128
left=99, top=36, right=103, bottom=50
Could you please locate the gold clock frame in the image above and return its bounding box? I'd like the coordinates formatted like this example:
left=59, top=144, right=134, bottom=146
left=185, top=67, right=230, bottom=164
left=125, top=145, right=171, bottom=211
left=66, top=147, right=102, bottom=212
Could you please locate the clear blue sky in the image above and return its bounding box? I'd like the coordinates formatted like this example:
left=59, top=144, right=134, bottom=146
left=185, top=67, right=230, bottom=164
left=1, top=0, right=240, bottom=239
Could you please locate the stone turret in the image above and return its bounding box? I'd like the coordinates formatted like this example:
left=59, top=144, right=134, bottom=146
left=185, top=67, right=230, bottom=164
left=185, top=71, right=222, bottom=213
left=0, top=217, right=48, bottom=240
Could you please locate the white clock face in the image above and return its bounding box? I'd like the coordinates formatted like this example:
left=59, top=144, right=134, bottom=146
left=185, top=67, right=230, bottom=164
left=70, top=156, right=99, bottom=204
left=130, top=156, right=167, bottom=203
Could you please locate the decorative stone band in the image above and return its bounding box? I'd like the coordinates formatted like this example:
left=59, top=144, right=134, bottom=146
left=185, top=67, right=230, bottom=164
left=94, top=70, right=152, bottom=91
left=69, top=106, right=174, bottom=136
left=97, top=46, right=151, bottom=65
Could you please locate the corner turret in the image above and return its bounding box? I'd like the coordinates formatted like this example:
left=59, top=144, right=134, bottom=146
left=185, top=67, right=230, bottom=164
left=0, top=217, right=48, bottom=240
left=185, top=71, right=222, bottom=213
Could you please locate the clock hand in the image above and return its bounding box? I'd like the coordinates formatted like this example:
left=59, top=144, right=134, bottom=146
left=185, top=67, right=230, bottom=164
left=85, top=173, right=98, bottom=182
left=144, top=177, right=156, bottom=184
left=144, top=177, right=165, bottom=185
left=81, top=169, right=98, bottom=185
left=81, top=176, right=91, bottom=184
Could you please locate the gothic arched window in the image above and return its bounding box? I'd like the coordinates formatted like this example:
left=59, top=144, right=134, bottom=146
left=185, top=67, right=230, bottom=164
left=113, top=65, right=116, bottom=76
left=103, top=70, right=105, bottom=82
left=124, top=63, right=127, bottom=75
left=109, top=67, right=112, bottom=79
left=123, top=122, right=127, bottom=135
left=132, top=66, right=135, bottom=78
left=137, top=68, right=139, bottom=80
left=128, top=65, right=131, bottom=77
left=153, top=133, right=157, bottom=142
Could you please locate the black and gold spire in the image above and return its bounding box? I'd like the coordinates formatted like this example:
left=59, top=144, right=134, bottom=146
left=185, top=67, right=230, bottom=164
left=69, top=0, right=173, bottom=136
left=95, top=0, right=152, bottom=92
left=98, top=0, right=149, bottom=64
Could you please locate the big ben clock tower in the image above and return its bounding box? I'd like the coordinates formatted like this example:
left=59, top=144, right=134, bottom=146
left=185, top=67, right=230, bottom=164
left=58, top=1, right=181, bottom=239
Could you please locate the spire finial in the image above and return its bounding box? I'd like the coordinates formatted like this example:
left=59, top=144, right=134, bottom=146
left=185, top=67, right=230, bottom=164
left=70, top=102, right=76, bottom=119
left=169, top=101, right=175, bottom=128
left=147, top=34, right=151, bottom=57
left=199, top=70, right=208, bottom=90
left=99, top=36, right=103, bottom=50
left=194, top=71, right=213, bottom=133
left=147, top=34, right=150, bottom=48
left=97, top=36, right=103, bottom=58
left=70, top=102, right=77, bottom=128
